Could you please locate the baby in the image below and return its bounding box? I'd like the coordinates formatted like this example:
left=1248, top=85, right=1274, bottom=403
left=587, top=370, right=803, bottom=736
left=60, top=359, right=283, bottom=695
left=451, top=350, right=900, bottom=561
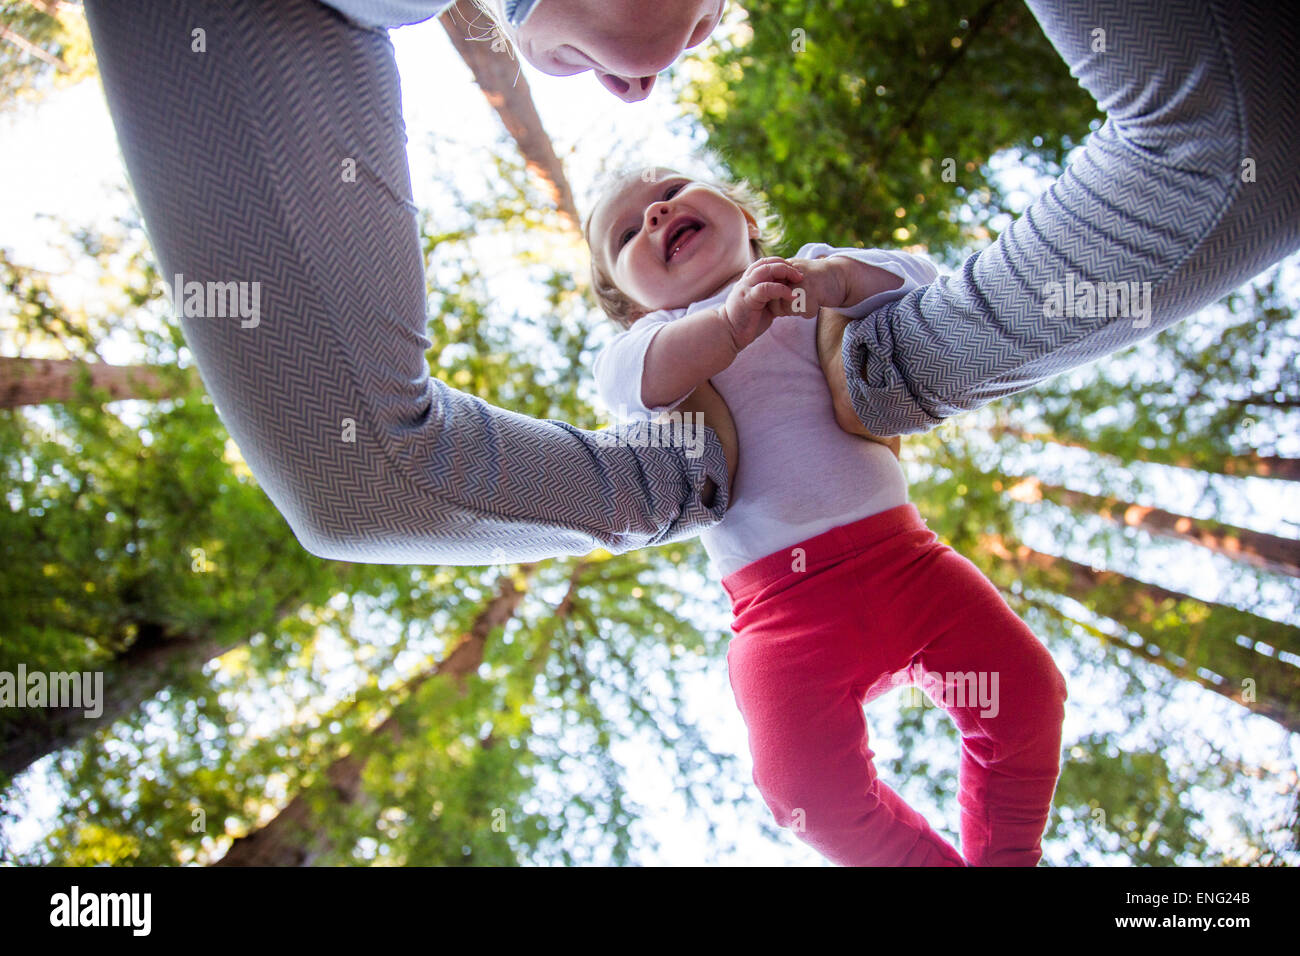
left=585, top=166, right=1069, bottom=867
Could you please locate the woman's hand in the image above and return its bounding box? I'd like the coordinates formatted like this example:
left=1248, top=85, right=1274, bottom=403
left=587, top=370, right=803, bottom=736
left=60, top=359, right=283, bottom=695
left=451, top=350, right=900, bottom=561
left=784, top=256, right=850, bottom=316
left=674, top=380, right=739, bottom=505
left=787, top=256, right=905, bottom=317
left=815, top=307, right=902, bottom=458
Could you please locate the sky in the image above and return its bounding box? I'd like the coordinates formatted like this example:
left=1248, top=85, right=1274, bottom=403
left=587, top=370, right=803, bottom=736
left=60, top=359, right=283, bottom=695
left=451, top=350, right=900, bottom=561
left=1, top=5, right=1297, bottom=866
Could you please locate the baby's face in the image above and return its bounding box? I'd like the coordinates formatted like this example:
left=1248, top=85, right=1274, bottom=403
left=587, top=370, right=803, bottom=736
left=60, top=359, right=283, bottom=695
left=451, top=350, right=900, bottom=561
left=589, top=170, right=758, bottom=316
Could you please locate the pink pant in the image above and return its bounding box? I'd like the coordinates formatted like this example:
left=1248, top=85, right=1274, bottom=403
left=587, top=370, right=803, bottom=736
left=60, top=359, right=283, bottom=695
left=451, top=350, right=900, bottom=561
left=722, top=504, right=1068, bottom=866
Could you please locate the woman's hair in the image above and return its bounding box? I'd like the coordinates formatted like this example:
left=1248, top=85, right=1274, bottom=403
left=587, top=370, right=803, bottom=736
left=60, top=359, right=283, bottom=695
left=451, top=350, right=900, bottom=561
left=583, top=169, right=784, bottom=329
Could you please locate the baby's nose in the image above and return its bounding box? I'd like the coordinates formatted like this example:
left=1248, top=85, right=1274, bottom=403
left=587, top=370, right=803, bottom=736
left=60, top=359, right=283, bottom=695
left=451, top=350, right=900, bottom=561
left=648, top=205, right=671, bottom=226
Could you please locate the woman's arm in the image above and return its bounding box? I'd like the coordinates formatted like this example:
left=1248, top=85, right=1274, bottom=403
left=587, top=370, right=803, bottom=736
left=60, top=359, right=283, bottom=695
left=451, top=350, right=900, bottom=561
left=82, top=0, right=730, bottom=564
left=838, top=0, right=1300, bottom=436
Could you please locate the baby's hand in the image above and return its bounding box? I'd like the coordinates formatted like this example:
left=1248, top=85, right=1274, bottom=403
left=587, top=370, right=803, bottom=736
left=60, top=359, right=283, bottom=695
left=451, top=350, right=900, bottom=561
left=719, top=257, right=806, bottom=352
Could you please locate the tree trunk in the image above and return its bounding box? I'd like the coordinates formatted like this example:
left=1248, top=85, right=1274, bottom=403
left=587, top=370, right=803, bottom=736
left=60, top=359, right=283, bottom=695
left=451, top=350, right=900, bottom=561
left=211, top=563, right=570, bottom=866
left=995, top=425, right=1300, bottom=483
left=980, top=534, right=1300, bottom=733
left=1001, top=475, right=1300, bottom=578
left=23, top=0, right=72, bottom=16
left=0, top=594, right=302, bottom=780
left=0, top=357, right=199, bottom=407
left=438, top=0, right=580, bottom=231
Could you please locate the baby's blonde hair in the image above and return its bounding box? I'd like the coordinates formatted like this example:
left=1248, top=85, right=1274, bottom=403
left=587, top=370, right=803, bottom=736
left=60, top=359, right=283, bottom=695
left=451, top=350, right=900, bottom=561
left=583, top=168, right=784, bottom=329
left=461, top=0, right=518, bottom=56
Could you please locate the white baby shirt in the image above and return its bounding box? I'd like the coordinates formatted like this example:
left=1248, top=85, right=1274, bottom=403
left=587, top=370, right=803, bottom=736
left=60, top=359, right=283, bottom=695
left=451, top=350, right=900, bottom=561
left=592, top=243, right=940, bottom=577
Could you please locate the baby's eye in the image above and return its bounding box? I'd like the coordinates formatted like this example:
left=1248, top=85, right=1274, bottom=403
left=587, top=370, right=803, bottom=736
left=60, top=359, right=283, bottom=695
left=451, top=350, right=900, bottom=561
left=664, top=182, right=687, bottom=199
left=618, top=226, right=639, bottom=248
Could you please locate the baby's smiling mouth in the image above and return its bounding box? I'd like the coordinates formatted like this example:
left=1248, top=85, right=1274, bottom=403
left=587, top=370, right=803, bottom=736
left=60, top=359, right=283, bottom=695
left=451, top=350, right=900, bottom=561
left=663, top=216, right=705, bottom=262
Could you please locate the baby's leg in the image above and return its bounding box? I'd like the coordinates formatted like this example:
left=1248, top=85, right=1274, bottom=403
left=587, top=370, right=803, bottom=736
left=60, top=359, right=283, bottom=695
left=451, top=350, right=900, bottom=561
left=904, top=547, right=1069, bottom=866
left=726, top=555, right=965, bottom=866
left=839, top=0, right=1300, bottom=435
left=728, top=640, right=965, bottom=866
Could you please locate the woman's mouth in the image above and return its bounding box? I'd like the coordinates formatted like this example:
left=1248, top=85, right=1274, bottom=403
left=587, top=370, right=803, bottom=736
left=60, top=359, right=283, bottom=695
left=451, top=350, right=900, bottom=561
left=664, top=217, right=705, bottom=262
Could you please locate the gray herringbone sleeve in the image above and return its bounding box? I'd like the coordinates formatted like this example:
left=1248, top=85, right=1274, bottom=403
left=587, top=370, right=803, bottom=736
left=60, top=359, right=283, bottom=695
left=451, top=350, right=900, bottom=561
left=81, top=0, right=1300, bottom=566
left=843, top=0, right=1300, bottom=435
left=81, top=0, right=730, bottom=565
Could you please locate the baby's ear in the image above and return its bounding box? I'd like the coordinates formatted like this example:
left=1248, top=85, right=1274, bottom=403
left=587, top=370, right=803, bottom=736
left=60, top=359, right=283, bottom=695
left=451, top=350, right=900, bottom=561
left=743, top=211, right=760, bottom=240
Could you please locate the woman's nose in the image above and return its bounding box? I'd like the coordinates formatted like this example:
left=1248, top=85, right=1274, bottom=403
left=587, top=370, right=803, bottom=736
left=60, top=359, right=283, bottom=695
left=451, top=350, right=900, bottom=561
left=598, top=72, right=656, bottom=102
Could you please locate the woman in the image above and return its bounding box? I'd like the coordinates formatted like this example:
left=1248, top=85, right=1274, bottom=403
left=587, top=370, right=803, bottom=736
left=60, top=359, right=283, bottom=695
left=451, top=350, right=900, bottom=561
left=80, top=0, right=1298, bottom=565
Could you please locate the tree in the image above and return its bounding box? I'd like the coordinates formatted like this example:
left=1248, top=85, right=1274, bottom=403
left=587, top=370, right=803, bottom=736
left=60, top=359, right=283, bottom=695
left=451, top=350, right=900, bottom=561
left=0, top=356, right=199, bottom=408
left=1, top=227, right=397, bottom=783
left=1005, top=476, right=1300, bottom=579
left=1009, top=274, right=1300, bottom=482
left=0, top=0, right=95, bottom=111
left=438, top=0, right=580, bottom=230
left=212, top=567, right=541, bottom=866
left=681, top=0, right=1101, bottom=260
